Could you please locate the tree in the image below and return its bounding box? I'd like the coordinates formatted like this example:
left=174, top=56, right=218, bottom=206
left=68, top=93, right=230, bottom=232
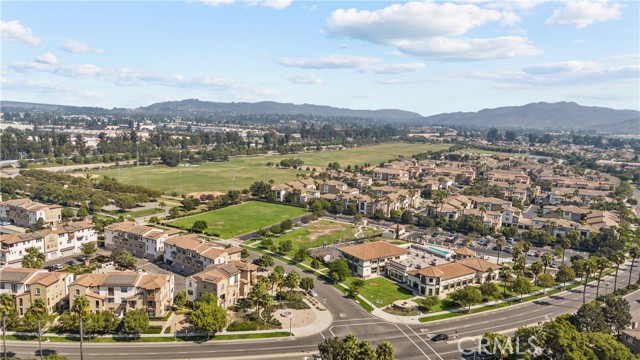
left=22, top=247, right=46, bottom=269
left=173, top=291, right=186, bottom=308
left=602, top=296, right=632, bottom=335
left=76, top=206, right=88, bottom=219
left=35, top=217, right=46, bottom=230
left=582, top=257, right=597, bottom=305
left=611, top=250, right=626, bottom=291
left=400, top=210, right=413, bottom=224
left=283, top=270, right=300, bottom=297
left=479, top=282, right=502, bottom=304
left=373, top=208, right=385, bottom=220
left=530, top=260, right=543, bottom=284
left=318, top=336, right=344, bottom=360
left=169, top=207, right=180, bottom=218
left=375, top=341, right=395, bottom=360
left=299, top=277, right=314, bottom=291
left=536, top=273, right=555, bottom=294
left=572, top=302, right=608, bottom=332
left=110, top=249, right=137, bottom=269
left=190, top=293, right=227, bottom=339
left=495, top=238, right=505, bottom=265
left=511, top=278, right=533, bottom=300
left=28, top=297, right=47, bottom=358
left=328, top=259, right=350, bottom=282
left=277, top=239, right=293, bottom=254
left=555, top=265, right=576, bottom=289
left=1, top=293, right=15, bottom=360
left=280, top=219, right=293, bottom=231
left=451, top=286, right=482, bottom=311
left=628, top=245, right=640, bottom=287
left=121, top=309, right=149, bottom=334
left=191, top=220, right=208, bottom=233
left=293, top=248, right=308, bottom=263
left=240, top=248, right=249, bottom=262
left=61, top=207, right=75, bottom=220
left=541, top=252, right=553, bottom=273
left=594, top=256, right=611, bottom=299
left=349, top=278, right=365, bottom=297
left=256, top=254, right=274, bottom=268
left=483, top=332, right=510, bottom=360
left=247, top=282, right=271, bottom=323
left=311, top=257, right=321, bottom=270
left=81, top=242, right=96, bottom=256
left=353, top=213, right=362, bottom=225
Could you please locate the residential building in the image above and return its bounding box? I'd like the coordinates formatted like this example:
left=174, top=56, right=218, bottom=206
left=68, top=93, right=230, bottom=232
left=69, top=272, right=174, bottom=317
left=0, top=267, right=73, bottom=315
left=104, top=221, right=181, bottom=261
left=0, top=233, right=45, bottom=268
left=164, top=234, right=242, bottom=275
left=185, top=261, right=257, bottom=308
left=338, top=241, right=409, bottom=278
left=0, top=198, right=62, bottom=228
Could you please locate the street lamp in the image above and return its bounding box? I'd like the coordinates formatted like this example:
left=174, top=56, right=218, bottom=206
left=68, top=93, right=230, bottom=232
left=605, top=281, right=610, bottom=295
left=289, top=315, right=292, bottom=336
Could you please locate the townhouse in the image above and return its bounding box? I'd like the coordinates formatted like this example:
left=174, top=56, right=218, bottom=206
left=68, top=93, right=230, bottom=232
left=271, top=179, right=319, bottom=203
left=69, top=272, right=174, bottom=317
left=104, top=221, right=181, bottom=261
left=372, top=167, right=409, bottom=182
left=0, top=198, right=62, bottom=228
left=338, top=241, right=409, bottom=278
left=185, top=261, right=257, bottom=308
left=485, top=170, right=530, bottom=185
left=0, top=233, right=45, bottom=268
left=163, top=234, right=242, bottom=275
left=0, top=267, right=73, bottom=315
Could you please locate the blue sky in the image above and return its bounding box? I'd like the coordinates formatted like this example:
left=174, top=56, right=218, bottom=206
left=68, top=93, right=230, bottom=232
left=1, top=1, right=638, bottom=115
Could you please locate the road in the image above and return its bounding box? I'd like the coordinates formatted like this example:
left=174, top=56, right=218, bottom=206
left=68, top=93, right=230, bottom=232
left=6, top=251, right=640, bottom=360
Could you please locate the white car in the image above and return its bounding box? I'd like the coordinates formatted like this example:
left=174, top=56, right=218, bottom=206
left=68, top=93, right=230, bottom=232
left=308, top=290, right=318, bottom=297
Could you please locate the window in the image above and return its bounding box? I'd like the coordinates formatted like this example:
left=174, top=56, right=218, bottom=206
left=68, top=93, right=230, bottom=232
left=107, top=298, right=114, bottom=303
left=121, top=287, right=127, bottom=293
left=95, top=300, right=99, bottom=308
left=34, top=288, right=41, bottom=295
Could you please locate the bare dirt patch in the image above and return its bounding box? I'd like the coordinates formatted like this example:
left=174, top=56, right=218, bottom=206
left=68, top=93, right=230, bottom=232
left=307, top=224, right=347, bottom=242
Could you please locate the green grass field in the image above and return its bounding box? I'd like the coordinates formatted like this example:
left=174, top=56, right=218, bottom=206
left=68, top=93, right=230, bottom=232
left=345, top=277, right=414, bottom=308
left=166, top=201, right=307, bottom=238
left=91, top=143, right=450, bottom=193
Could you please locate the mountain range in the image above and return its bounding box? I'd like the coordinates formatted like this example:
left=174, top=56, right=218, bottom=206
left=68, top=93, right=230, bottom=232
left=2, top=99, right=638, bottom=133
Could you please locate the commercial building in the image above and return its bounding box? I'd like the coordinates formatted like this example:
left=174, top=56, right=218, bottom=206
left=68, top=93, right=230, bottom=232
left=338, top=241, right=409, bottom=278
left=406, top=258, right=500, bottom=297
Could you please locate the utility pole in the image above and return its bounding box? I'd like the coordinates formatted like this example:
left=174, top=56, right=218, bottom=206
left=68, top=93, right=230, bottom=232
left=136, top=142, right=139, bottom=168
left=79, top=316, right=84, bottom=360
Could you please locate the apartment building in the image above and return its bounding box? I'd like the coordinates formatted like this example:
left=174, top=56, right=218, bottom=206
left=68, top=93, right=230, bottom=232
left=0, top=267, right=73, bottom=315
left=186, top=261, right=257, bottom=308
left=0, top=198, right=62, bottom=228
left=372, top=167, right=409, bottom=182
left=485, top=171, right=530, bottom=185
left=69, top=272, right=174, bottom=317
left=104, top=221, right=181, bottom=261
left=0, top=221, right=98, bottom=268
left=164, top=234, right=243, bottom=275
left=338, top=241, right=409, bottom=278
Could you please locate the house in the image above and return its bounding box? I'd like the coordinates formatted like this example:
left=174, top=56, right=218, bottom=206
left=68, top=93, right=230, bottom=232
left=0, top=267, right=73, bottom=315
left=163, top=234, right=242, bottom=275
left=338, top=241, right=409, bottom=278
left=69, top=272, right=174, bottom=317
left=319, top=180, right=348, bottom=195
left=104, top=221, right=181, bottom=261
left=406, top=258, right=500, bottom=297
left=0, top=198, right=62, bottom=228
left=185, top=261, right=257, bottom=308
left=0, top=233, right=45, bottom=268
left=621, top=326, right=640, bottom=354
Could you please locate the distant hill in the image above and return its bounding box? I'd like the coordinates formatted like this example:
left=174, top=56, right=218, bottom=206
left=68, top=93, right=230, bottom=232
left=137, top=99, right=424, bottom=121
left=2, top=99, right=638, bottom=133
left=423, top=101, right=639, bottom=132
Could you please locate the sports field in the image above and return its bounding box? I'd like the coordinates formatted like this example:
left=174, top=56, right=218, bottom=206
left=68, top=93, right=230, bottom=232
left=91, top=143, right=450, bottom=193
left=166, top=201, right=307, bottom=239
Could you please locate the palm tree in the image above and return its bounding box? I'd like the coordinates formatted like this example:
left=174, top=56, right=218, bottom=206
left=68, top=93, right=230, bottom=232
left=71, top=295, right=89, bottom=360
left=630, top=245, right=640, bottom=286
left=594, top=256, right=611, bottom=299
left=248, top=282, right=271, bottom=323
left=612, top=250, right=626, bottom=291
left=582, top=257, right=597, bottom=305
left=522, top=241, right=532, bottom=255
left=0, top=294, right=15, bottom=360
left=375, top=341, right=395, bottom=360
left=530, top=261, right=543, bottom=284
left=559, top=236, right=571, bottom=265
left=541, top=252, right=553, bottom=273
left=29, top=298, right=47, bottom=360
left=495, top=237, right=505, bottom=265
left=500, top=265, right=513, bottom=297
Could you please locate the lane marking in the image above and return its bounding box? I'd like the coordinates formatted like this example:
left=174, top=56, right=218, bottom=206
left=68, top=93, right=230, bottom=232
left=394, top=324, right=431, bottom=360
left=405, top=324, right=444, bottom=360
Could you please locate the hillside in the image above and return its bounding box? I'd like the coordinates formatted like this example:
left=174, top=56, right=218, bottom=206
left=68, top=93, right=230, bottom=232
left=423, top=102, right=639, bottom=131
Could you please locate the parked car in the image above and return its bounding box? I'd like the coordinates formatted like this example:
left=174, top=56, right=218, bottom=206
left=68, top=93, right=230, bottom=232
left=444, top=238, right=454, bottom=243
left=313, top=355, right=322, bottom=360
left=308, top=290, right=318, bottom=297
left=478, top=241, right=488, bottom=246
left=527, top=251, right=536, bottom=257
left=550, top=263, right=558, bottom=269
left=78, top=256, right=87, bottom=262
left=431, top=334, right=449, bottom=342
left=535, top=250, right=543, bottom=257
left=506, top=238, right=514, bottom=244
left=0, top=221, right=10, bottom=226
left=67, top=260, right=76, bottom=266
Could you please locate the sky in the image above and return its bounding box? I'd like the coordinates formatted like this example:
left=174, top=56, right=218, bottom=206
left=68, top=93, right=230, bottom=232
left=1, top=0, right=638, bottom=116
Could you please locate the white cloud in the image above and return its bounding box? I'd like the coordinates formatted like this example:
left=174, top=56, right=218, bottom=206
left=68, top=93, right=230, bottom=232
left=278, top=55, right=426, bottom=74
left=11, top=61, right=104, bottom=77
left=35, top=52, right=58, bottom=65
left=284, top=72, right=323, bottom=84
left=326, top=1, right=540, bottom=61
left=200, top=0, right=234, bottom=6
left=278, top=55, right=379, bottom=69
left=1, top=77, right=67, bottom=92
left=468, top=57, right=639, bottom=86
left=546, top=1, right=622, bottom=28
left=0, top=20, right=41, bottom=46
left=61, top=39, right=102, bottom=53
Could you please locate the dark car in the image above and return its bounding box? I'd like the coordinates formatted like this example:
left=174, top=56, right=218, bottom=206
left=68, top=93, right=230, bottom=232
left=462, top=350, right=497, bottom=359
left=431, top=334, right=449, bottom=342
left=492, top=246, right=500, bottom=251
left=67, top=260, right=76, bottom=266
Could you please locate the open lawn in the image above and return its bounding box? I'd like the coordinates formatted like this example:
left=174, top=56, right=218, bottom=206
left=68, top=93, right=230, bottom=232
left=345, top=277, right=414, bottom=308
left=90, top=143, right=450, bottom=193
left=166, top=201, right=306, bottom=238
left=274, top=220, right=358, bottom=253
